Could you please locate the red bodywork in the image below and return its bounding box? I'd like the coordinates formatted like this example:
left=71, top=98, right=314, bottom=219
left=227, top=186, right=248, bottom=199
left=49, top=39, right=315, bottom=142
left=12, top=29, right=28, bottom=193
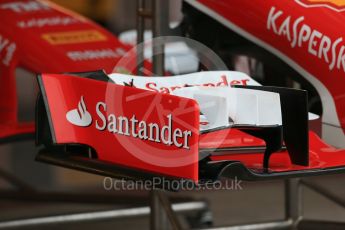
left=0, top=0, right=133, bottom=141
left=185, top=0, right=345, bottom=146
left=211, top=132, right=345, bottom=173
left=4, top=0, right=345, bottom=180
left=39, top=73, right=200, bottom=181
left=38, top=73, right=345, bottom=181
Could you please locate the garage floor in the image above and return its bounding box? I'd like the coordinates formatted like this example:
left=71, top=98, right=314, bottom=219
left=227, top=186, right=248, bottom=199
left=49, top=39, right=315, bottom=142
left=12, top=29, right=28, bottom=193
left=0, top=141, right=344, bottom=229
left=0, top=173, right=344, bottom=229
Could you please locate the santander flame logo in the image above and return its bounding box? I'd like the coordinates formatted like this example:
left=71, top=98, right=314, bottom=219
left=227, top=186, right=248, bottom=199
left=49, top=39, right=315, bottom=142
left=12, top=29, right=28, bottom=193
left=66, top=96, right=92, bottom=127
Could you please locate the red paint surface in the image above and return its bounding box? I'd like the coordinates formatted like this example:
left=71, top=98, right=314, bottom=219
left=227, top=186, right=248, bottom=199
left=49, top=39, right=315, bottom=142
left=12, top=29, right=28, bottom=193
left=40, top=73, right=200, bottom=181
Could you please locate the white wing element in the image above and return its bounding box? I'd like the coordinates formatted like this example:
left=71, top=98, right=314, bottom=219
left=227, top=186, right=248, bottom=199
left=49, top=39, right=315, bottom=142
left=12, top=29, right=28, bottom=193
left=172, top=87, right=282, bottom=131
left=108, top=71, right=261, bottom=93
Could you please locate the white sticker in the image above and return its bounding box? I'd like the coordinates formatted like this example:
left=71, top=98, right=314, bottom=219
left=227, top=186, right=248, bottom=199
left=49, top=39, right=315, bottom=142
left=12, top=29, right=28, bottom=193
left=0, top=34, right=16, bottom=66
left=17, top=16, right=79, bottom=28
left=0, top=1, right=50, bottom=13
left=67, top=48, right=126, bottom=61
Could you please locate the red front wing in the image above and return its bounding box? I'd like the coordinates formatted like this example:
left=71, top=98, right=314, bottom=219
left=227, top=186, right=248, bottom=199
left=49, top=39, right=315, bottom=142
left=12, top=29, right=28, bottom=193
left=36, top=72, right=345, bottom=183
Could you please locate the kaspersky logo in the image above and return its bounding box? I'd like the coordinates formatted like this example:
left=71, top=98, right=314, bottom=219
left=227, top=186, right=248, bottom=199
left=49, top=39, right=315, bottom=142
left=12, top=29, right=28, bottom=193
left=296, top=0, right=345, bottom=12
left=66, top=96, right=92, bottom=127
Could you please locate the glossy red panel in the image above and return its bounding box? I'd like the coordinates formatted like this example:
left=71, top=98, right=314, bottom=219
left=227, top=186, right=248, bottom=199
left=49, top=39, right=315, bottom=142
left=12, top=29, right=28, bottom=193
left=200, top=129, right=265, bottom=149
left=194, top=0, right=345, bottom=136
left=0, top=0, right=143, bottom=141
left=39, top=73, right=200, bottom=181
left=211, top=131, right=345, bottom=172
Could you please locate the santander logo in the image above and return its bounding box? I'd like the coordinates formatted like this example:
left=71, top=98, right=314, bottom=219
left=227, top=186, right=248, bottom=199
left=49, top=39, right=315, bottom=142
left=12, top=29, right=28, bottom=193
left=64, top=95, right=193, bottom=149
left=66, top=96, right=92, bottom=127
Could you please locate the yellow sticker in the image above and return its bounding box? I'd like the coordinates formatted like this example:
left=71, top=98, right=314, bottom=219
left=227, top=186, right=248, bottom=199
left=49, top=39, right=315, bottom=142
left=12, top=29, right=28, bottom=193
left=305, top=0, right=345, bottom=7
left=297, top=0, right=345, bottom=11
left=42, top=30, right=107, bottom=45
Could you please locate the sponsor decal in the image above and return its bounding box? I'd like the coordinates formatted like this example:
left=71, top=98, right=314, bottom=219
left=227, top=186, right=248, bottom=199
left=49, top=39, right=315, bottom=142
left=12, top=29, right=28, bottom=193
left=17, top=16, right=80, bottom=28
left=0, top=34, right=16, bottom=66
left=67, top=48, right=126, bottom=61
left=144, top=75, right=249, bottom=94
left=109, top=71, right=259, bottom=130
left=0, top=1, right=50, bottom=13
left=109, top=71, right=259, bottom=94
left=295, top=0, right=345, bottom=12
left=66, top=96, right=92, bottom=127
left=42, top=30, right=107, bottom=45
left=267, top=6, right=345, bottom=73
left=66, top=96, right=192, bottom=149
